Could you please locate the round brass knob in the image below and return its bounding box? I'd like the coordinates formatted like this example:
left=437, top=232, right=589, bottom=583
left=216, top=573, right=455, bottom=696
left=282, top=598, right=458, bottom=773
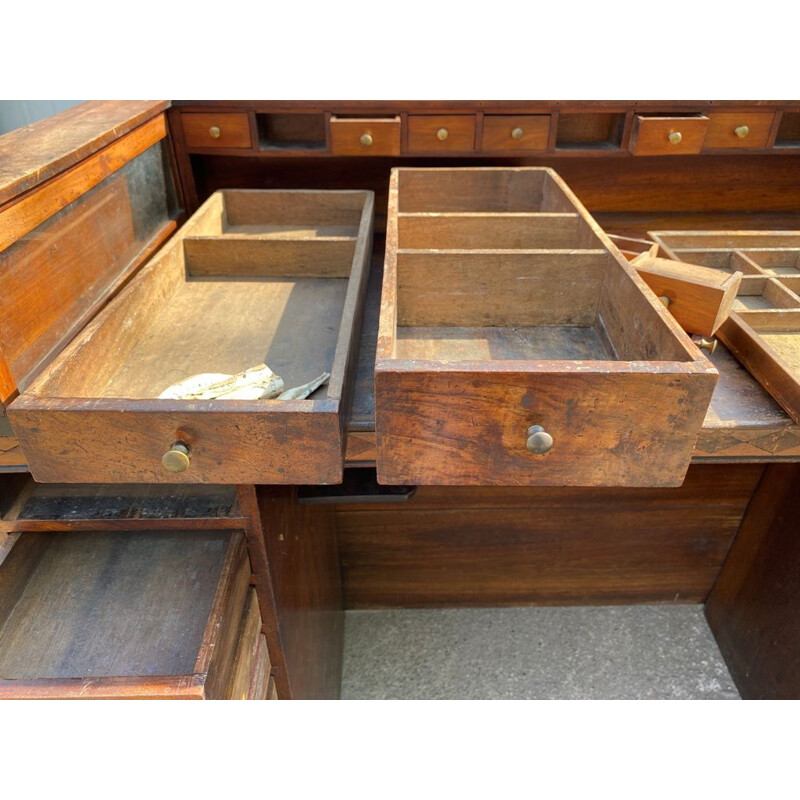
left=162, top=442, right=191, bottom=473
left=511, top=127, right=524, bottom=140
left=658, top=295, right=671, bottom=308
left=694, top=337, right=717, bottom=354
left=436, top=128, right=449, bottom=142
left=668, top=131, right=682, bottom=145
left=208, top=126, right=221, bottom=139
left=526, top=425, right=553, bottom=455
left=734, top=125, right=750, bottom=139
left=360, top=133, right=373, bottom=147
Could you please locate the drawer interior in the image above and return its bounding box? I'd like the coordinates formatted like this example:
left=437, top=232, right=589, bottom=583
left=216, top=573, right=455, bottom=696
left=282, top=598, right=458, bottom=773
left=555, top=113, right=625, bottom=150
left=24, top=190, right=370, bottom=402
left=257, top=113, right=326, bottom=151
left=0, top=529, right=238, bottom=680
left=732, top=277, right=800, bottom=312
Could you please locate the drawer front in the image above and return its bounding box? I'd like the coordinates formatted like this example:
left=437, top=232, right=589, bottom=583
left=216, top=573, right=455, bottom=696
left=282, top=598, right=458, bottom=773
left=482, top=115, right=550, bottom=152
left=183, top=113, right=253, bottom=150
left=375, top=369, right=716, bottom=487
left=704, top=112, right=774, bottom=149
left=330, top=117, right=401, bottom=156
left=8, top=405, right=343, bottom=484
left=631, top=115, right=709, bottom=156
left=407, top=115, right=476, bottom=153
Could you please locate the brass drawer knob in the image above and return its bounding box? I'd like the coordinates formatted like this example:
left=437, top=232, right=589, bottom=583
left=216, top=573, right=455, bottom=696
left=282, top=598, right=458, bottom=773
left=668, top=130, right=682, bottom=145
left=511, top=127, right=524, bottom=140
left=162, top=442, right=191, bottom=472
left=208, top=126, right=222, bottom=139
left=694, top=336, right=717, bottom=354
left=360, top=133, right=374, bottom=147
left=526, top=425, right=554, bottom=455
left=735, top=125, right=750, bottom=139
left=436, top=128, right=449, bottom=141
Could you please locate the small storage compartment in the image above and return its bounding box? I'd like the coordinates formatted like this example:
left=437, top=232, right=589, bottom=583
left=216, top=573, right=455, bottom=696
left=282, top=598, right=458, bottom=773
left=183, top=113, right=253, bottom=150
left=375, top=168, right=717, bottom=487
left=481, top=115, right=550, bottom=152
left=257, top=113, right=327, bottom=152
left=704, top=112, right=774, bottom=149
left=407, top=115, right=476, bottom=153
left=0, top=528, right=255, bottom=699
left=330, top=116, right=401, bottom=156
left=774, top=112, right=800, bottom=148
left=630, top=114, right=709, bottom=156
left=7, top=190, right=374, bottom=484
left=555, top=113, right=625, bottom=151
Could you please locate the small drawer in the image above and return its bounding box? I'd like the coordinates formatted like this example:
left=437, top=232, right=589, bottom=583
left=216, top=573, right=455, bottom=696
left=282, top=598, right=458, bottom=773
left=407, top=115, right=476, bottom=153
left=704, top=112, right=775, bottom=149
left=0, top=529, right=251, bottom=699
left=330, top=117, right=401, bottom=156
left=630, top=115, right=709, bottom=156
left=182, top=113, right=253, bottom=150
left=481, top=115, right=550, bottom=152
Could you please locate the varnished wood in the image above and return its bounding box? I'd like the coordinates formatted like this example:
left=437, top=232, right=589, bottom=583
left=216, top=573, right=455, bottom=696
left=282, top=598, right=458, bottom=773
left=704, top=112, right=775, bottom=150
left=407, top=116, right=476, bottom=153
left=630, top=115, right=709, bottom=156
left=330, top=117, right=401, bottom=156
left=182, top=113, right=252, bottom=150
left=481, top=115, right=550, bottom=152
left=257, top=487, right=344, bottom=699
left=0, top=101, right=169, bottom=207
left=706, top=463, right=800, bottom=698
left=337, top=464, right=763, bottom=607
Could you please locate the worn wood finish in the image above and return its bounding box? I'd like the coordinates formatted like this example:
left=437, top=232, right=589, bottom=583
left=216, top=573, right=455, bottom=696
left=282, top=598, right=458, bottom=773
left=704, top=112, right=775, bottom=150
left=247, top=635, right=271, bottom=700
left=182, top=113, right=252, bottom=150
left=0, top=101, right=169, bottom=207
left=257, top=486, right=343, bottom=699
left=0, top=529, right=251, bottom=699
left=630, top=115, right=709, bottom=156
left=376, top=168, right=716, bottom=486
left=227, top=588, right=264, bottom=700
left=407, top=116, right=476, bottom=153
left=337, top=464, right=762, bottom=607
left=732, top=277, right=800, bottom=313
left=632, top=252, right=742, bottom=336
left=706, top=463, right=800, bottom=699
left=8, top=190, right=374, bottom=484
left=330, top=117, right=401, bottom=156
left=481, top=115, right=550, bottom=152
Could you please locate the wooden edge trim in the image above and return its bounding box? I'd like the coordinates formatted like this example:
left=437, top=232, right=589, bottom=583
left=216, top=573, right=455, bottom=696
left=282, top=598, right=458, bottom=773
left=0, top=114, right=168, bottom=253
left=0, top=675, right=205, bottom=700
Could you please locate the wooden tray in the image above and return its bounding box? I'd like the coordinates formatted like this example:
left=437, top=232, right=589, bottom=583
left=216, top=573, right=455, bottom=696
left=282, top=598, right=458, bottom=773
left=6, top=189, right=374, bottom=483
left=374, top=168, right=717, bottom=487
left=0, top=528, right=261, bottom=699
left=651, top=231, right=800, bottom=424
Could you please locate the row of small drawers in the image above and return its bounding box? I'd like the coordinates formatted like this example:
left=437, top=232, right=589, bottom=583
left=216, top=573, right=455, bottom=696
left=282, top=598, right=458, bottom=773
left=181, top=111, right=780, bottom=156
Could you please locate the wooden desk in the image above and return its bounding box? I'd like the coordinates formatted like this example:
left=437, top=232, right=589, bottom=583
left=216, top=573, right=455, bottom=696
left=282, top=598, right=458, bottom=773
left=1, top=100, right=799, bottom=699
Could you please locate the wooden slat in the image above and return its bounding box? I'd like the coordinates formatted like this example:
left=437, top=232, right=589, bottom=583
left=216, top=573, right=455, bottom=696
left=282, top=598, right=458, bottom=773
left=0, top=114, right=168, bottom=252
left=0, top=101, right=169, bottom=207
left=226, top=588, right=263, bottom=700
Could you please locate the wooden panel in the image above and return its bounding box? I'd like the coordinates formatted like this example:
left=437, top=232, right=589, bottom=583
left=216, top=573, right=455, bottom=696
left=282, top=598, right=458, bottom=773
left=247, top=635, right=271, bottom=700
left=226, top=588, right=264, bottom=700
left=630, top=116, right=709, bottom=156
left=481, top=115, right=550, bottom=152
left=0, top=101, right=169, bottom=206
left=182, top=113, right=252, bottom=150
left=706, top=463, right=800, bottom=699
left=330, top=117, right=401, bottom=156
left=337, top=464, right=763, bottom=607
left=0, top=114, right=167, bottom=253
left=407, top=116, right=476, bottom=153
left=704, top=112, right=774, bottom=149
left=258, top=486, right=343, bottom=699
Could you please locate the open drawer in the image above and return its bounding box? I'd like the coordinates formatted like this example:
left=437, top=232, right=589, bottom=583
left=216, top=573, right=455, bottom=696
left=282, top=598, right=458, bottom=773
left=0, top=528, right=267, bottom=699
left=6, top=189, right=374, bottom=484
left=375, top=168, right=718, bottom=487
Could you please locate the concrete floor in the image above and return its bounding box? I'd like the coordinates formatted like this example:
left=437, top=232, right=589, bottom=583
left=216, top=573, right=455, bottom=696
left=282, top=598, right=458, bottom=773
left=341, top=606, right=739, bottom=700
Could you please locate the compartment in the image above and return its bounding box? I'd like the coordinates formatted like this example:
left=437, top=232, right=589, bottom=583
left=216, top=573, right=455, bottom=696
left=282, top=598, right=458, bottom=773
left=732, top=277, right=800, bottom=312
left=7, top=190, right=374, bottom=484
left=741, top=249, right=800, bottom=277
left=407, top=115, right=476, bottom=153
left=555, top=113, right=625, bottom=151
left=0, top=528, right=255, bottom=699
left=630, top=114, right=709, bottom=156
left=658, top=250, right=762, bottom=275
left=704, top=112, right=775, bottom=149
left=183, top=113, right=253, bottom=150
left=256, top=113, right=326, bottom=152
left=481, top=114, right=550, bottom=152
left=774, top=112, right=800, bottom=148
left=375, top=168, right=717, bottom=487
left=330, top=116, right=401, bottom=156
